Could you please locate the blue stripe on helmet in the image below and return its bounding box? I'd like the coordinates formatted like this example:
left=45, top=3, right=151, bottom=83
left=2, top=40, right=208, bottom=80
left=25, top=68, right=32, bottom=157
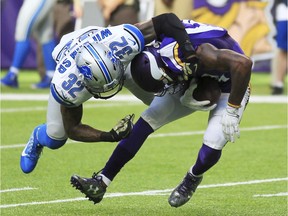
left=85, top=44, right=112, bottom=83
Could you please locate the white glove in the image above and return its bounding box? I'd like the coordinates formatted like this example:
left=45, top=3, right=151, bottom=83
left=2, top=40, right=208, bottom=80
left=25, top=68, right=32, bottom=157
left=221, top=106, right=240, bottom=142
left=180, top=79, right=217, bottom=111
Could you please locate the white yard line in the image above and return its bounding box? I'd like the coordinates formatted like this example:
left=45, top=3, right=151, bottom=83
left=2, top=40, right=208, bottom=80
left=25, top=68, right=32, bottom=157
left=0, top=177, right=287, bottom=209
left=253, top=192, right=288, bottom=197
left=0, top=93, right=287, bottom=103
left=0, top=94, right=140, bottom=102
left=0, top=187, right=36, bottom=193
left=0, top=125, right=287, bottom=149
left=1, top=102, right=142, bottom=113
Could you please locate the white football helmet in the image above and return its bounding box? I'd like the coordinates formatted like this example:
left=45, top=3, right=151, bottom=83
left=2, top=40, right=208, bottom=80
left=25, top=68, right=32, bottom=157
left=76, top=42, right=124, bottom=99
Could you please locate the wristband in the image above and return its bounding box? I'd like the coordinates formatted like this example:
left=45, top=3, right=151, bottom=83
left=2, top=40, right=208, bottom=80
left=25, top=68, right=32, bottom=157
left=227, top=102, right=241, bottom=108
left=179, top=41, right=195, bottom=60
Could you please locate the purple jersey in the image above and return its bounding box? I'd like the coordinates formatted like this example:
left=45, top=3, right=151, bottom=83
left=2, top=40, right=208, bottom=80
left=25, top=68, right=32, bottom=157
left=158, top=19, right=245, bottom=93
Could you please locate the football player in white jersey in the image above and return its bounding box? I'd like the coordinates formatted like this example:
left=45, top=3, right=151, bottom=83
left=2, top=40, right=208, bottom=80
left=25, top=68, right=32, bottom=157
left=70, top=19, right=252, bottom=207
left=20, top=13, right=196, bottom=174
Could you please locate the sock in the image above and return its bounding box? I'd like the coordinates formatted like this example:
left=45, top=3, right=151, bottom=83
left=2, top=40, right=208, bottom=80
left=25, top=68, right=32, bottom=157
left=101, top=117, right=154, bottom=181
left=11, top=40, right=30, bottom=68
left=99, top=174, right=111, bottom=186
left=191, top=144, right=222, bottom=176
left=9, top=67, right=19, bottom=75
left=42, top=39, right=56, bottom=72
left=37, top=124, right=67, bottom=149
left=46, top=70, right=54, bottom=79
left=273, top=81, right=284, bottom=88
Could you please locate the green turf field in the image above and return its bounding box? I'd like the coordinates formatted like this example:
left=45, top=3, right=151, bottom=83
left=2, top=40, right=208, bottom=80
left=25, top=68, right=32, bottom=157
left=1, top=71, right=287, bottom=216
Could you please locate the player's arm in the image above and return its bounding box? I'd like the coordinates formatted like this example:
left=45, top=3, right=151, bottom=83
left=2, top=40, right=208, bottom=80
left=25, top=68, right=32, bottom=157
left=134, top=13, right=194, bottom=61
left=60, top=105, right=134, bottom=142
left=196, top=43, right=252, bottom=106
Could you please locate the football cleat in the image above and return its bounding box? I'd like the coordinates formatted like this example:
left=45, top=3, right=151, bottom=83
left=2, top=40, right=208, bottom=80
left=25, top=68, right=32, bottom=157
left=70, top=173, right=107, bottom=204
left=20, top=127, right=43, bottom=173
left=168, top=172, right=203, bottom=208
left=271, top=86, right=283, bottom=95
left=1, top=72, right=18, bottom=88
left=31, top=75, right=52, bottom=89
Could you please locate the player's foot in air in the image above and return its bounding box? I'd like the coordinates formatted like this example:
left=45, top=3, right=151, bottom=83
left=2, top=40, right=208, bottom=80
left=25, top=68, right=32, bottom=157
left=70, top=173, right=107, bottom=204
left=20, top=126, right=43, bottom=173
left=1, top=72, right=18, bottom=88
left=168, top=172, right=203, bottom=208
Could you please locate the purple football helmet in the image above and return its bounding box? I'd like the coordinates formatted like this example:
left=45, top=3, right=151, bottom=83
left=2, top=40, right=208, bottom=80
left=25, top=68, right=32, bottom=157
left=131, top=46, right=177, bottom=94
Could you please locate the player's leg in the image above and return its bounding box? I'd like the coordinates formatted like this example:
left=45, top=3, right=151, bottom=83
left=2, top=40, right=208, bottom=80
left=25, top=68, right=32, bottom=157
left=271, top=19, right=288, bottom=95
left=1, top=0, right=46, bottom=87
left=71, top=90, right=194, bottom=203
left=168, top=94, right=228, bottom=207
left=32, top=0, right=56, bottom=89
left=169, top=88, right=250, bottom=207
left=20, top=92, right=68, bottom=173
left=106, top=91, right=194, bottom=179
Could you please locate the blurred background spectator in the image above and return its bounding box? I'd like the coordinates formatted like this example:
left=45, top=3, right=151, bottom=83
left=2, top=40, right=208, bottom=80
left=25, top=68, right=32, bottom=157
left=1, top=0, right=57, bottom=89
left=154, top=0, right=192, bottom=20
left=37, top=0, right=75, bottom=84
left=74, top=0, right=140, bottom=29
left=270, top=0, right=287, bottom=95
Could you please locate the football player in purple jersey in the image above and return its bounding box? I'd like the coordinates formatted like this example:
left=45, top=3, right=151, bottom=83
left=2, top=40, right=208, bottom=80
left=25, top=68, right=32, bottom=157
left=71, top=19, right=252, bottom=208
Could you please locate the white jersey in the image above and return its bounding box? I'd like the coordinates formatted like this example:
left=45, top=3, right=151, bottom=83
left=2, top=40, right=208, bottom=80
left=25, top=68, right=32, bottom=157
left=51, top=24, right=145, bottom=107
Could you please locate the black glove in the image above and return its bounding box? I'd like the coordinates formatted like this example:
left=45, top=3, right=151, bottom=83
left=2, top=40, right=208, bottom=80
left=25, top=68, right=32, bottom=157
left=109, top=114, right=135, bottom=141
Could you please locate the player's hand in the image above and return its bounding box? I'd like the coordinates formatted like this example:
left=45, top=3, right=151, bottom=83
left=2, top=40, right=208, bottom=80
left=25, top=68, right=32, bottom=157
left=183, top=60, right=198, bottom=81
left=180, top=41, right=198, bottom=81
left=183, top=62, right=193, bottom=81
left=110, top=114, right=135, bottom=141
left=180, top=80, right=216, bottom=111
left=221, top=105, right=240, bottom=142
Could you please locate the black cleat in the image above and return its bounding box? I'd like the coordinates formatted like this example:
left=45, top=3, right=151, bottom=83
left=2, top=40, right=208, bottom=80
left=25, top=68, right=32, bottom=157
left=70, top=173, right=107, bottom=204
left=271, top=86, right=284, bottom=95
left=168, top=172, right=203, bottom=208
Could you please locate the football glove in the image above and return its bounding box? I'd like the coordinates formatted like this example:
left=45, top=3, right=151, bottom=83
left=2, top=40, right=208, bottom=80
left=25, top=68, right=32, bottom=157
left=183, top=62, right=193, bottom=81
left=221, top=105, right=240, bottom=143
left=183, top=61, right=198, bottom=81
left=180, top=79, right=217, bottom=111
left=110, top=114, right=135, bottom=141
